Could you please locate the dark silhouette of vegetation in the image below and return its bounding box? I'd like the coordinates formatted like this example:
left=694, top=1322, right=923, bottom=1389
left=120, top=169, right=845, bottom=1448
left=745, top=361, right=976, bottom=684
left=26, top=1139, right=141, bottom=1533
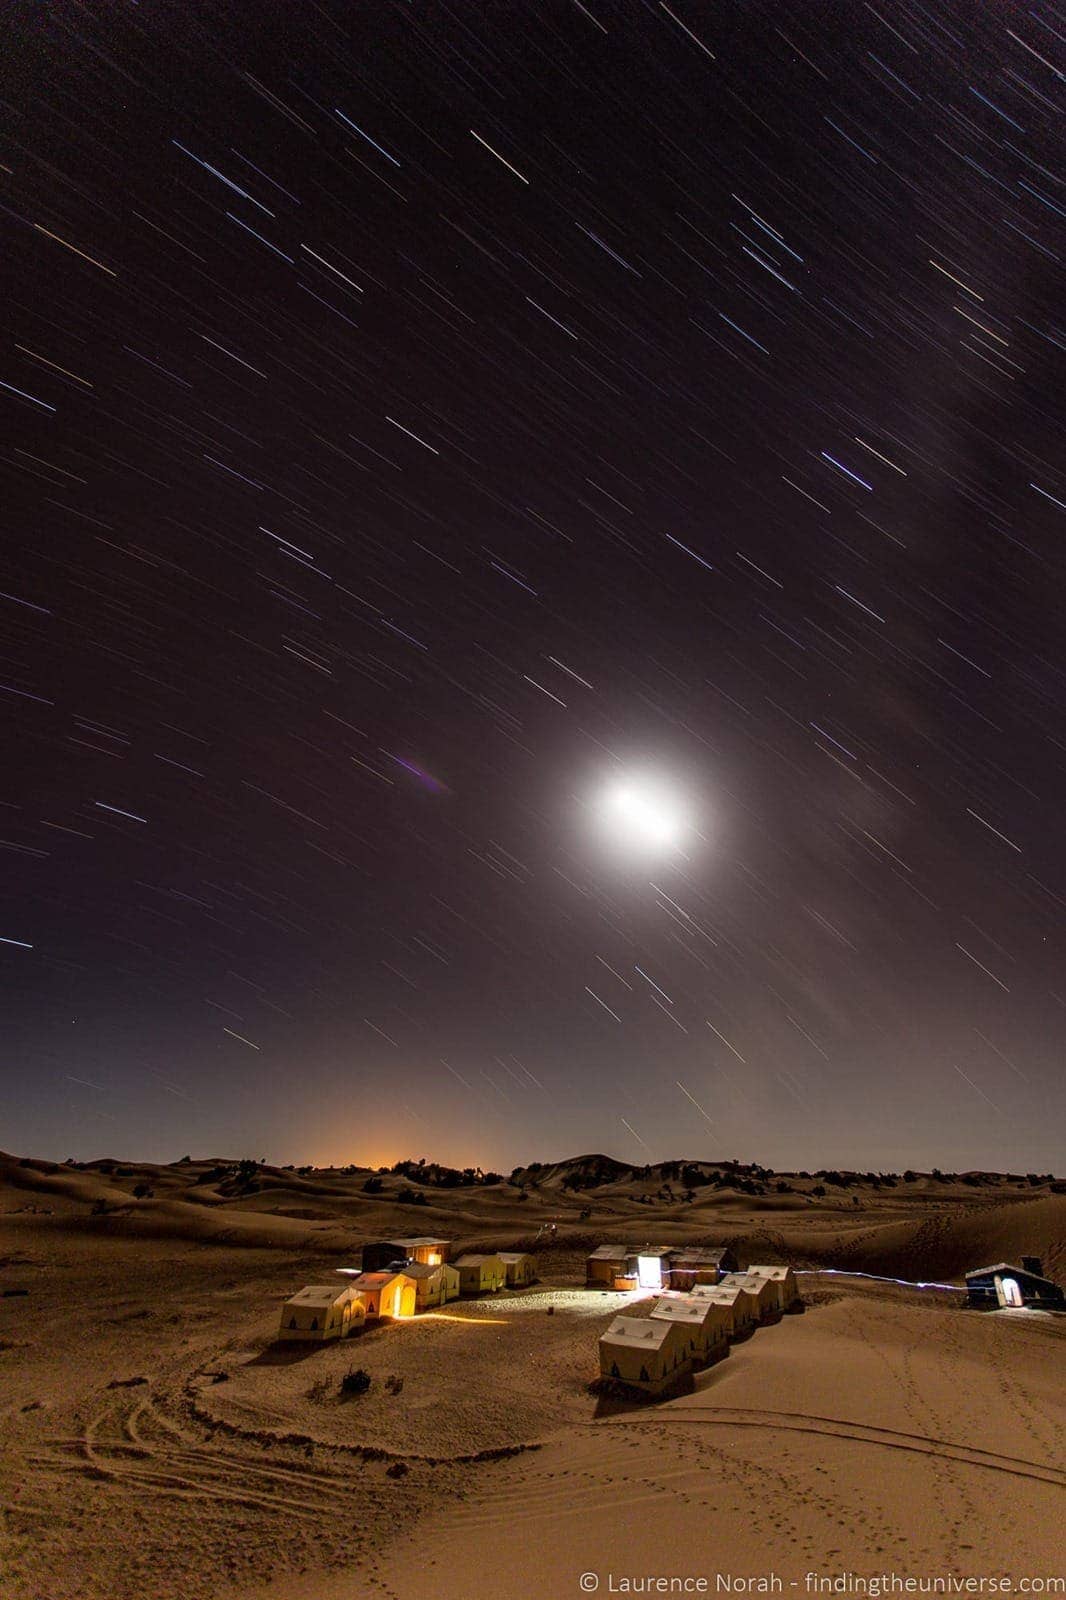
left=340, top=1367, right=371, bottom=1397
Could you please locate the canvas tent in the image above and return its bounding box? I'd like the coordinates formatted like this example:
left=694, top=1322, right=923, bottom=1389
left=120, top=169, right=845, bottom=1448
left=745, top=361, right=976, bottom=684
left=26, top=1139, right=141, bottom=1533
left=745, top=1264, right=801, bottom=1315
left=598, top=1315, right=691, bottom=1393
left=362, top=1237, right=451, bottom=1273
left=395, top=1236, right=451, bottom=1265
left=664, top=1246, right=737, bottom=1289
left=654, top=1292, right=732, bottom=1362
left=586, top=1243, right=628, bottom=1288
left=732, top=1270, right=779, bottom=1323
left=398, top=1261, right=460, bottom=1310
left=498, top=1251, right=538, bottom=1287
left=692, top=1279, right=756, bottom=1336
left=454, top=1253, right=505, bottom=1294
left=278, top=1285, right=366, bottom=1342
left=349, top=1270, right=417, bottom=1319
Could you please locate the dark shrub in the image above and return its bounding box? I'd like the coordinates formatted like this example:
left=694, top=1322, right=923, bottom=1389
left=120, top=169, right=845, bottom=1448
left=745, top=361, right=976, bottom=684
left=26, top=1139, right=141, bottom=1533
left=340, top=1367, right=371, bottom=1397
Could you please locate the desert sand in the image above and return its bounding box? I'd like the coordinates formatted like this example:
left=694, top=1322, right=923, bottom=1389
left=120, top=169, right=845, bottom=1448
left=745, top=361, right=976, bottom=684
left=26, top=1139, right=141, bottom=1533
left=2, top=1152, right=1063, bottom=1600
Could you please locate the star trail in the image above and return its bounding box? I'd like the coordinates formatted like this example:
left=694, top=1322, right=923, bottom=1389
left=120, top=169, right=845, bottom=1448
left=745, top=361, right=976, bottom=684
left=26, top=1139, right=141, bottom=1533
left=1, top=0, right=1063, bottom=1172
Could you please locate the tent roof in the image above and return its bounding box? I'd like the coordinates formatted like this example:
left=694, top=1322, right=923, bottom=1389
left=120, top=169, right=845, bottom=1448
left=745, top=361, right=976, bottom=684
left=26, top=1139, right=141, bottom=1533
left=601, top=1316, right=674, bottom=1350
left=284, top=1284, right=357, bottom=1307
left=498, top=1251, right=534, bottom=1262
left=351, top=1270, right=409, bottom=1289
left=746, top=1264, right=792, bottom=1279
left=394, top=1236, right=451, bottom=1248
left=454, top=1253, right=501, bottom=1265
left=588, top=1244, right=627, bottom=1259
left=965, top=1263, right=1057, bottom=1287
left=650, top=1298, right=705, bottom=1325
left=666, top=1247, right=730, bottom=1264
left=697, top=1282, right=746, bottom=1302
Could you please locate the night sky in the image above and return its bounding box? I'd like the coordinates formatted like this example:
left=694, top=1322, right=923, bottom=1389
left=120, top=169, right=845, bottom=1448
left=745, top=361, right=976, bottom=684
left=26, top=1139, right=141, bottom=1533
left=3, top=1, right=1064, bottom=1174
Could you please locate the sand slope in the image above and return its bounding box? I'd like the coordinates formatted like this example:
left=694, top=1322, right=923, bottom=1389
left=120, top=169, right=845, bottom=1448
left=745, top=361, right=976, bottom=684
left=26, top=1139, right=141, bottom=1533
left=380, top=1285, right=1065, bottom=1600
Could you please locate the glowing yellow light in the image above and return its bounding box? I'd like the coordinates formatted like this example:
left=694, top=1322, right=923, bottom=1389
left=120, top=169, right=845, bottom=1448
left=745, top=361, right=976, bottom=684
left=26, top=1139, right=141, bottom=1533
left=417, top=1312, right=508, bottom=1325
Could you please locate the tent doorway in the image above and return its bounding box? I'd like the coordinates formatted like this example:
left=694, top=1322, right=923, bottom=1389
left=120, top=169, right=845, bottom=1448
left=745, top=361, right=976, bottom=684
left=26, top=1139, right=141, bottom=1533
left=1000, top=1277, right=1023, bottom=1308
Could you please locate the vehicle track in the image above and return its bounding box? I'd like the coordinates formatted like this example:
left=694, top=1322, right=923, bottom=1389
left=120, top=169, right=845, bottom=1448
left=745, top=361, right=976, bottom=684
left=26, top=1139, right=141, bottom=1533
left=621, top=1405, right=1065, bottom=1485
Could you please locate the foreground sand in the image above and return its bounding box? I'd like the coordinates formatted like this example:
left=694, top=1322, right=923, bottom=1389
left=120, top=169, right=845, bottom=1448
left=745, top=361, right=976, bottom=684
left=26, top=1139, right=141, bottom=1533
left=2, top=1155, right=1063, bottom=1599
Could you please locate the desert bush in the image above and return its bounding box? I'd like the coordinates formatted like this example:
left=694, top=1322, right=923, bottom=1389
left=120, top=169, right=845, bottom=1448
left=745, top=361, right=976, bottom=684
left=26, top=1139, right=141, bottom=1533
left=340, top=1367, right=371, bottom=1397
left=132, top=1182, right=153, bottom=1199
left=811, top=1185, right=826, bottom=1198
left=363, top=1176, right=384, bottom=1194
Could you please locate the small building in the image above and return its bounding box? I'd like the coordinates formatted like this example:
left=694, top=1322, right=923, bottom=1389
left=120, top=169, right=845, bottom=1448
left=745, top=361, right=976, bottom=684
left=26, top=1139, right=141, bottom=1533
left=278, top=1285, right=366, bottom=1342
left=651, top=1293, right=731, bottom=1367
left=965, top=1260, right=1065, bottom=1311
left=745, top=1264, right=801, bottom=1315
left=454, top=1253, right=505, bottom=1294
left=586, top=1243, right=628, bottom=1288
left=498, top=1251, right=538, bottom=1288
left=361, top=1237, right=451, bottom=1273
left=348, top=1270, right=417, bottom=1319
left=664, top=1246, right=738, bottom=1289
left=598, top=1315, right=692, bottom=1394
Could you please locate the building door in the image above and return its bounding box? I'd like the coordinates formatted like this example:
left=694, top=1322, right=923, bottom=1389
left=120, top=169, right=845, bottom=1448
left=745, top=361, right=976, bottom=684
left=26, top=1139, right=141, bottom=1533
left=1000, top=1277, right=1023, bottom=1308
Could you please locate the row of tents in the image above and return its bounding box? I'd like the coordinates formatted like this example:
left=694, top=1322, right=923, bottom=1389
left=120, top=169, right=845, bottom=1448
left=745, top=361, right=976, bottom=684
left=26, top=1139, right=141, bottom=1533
left=599, top=1265, right=801, bottom=1394
left=278, top=1237, right=538, bottom=1341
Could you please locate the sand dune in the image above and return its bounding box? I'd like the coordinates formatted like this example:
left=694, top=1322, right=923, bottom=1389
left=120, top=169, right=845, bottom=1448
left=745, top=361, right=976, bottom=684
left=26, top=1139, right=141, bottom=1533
left=2, top=1153, right=1062, bottom=1600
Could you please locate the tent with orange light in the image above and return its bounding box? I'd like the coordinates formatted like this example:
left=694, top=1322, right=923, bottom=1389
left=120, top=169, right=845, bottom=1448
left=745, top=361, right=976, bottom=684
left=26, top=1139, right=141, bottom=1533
left=278, top=1285, right=367, bottom=1343
left=394, top=1236, right=451, bottom=1265
left=400, top=1261, right=459, bottom=1310
left=598, top=1315, right=692, bottom=1394
left=454, top=1253, right=505, bottom=1294
left=361, top=1237, right=450, bottom=1273
left=498, top=1251, right=537, bottom=1288
left=586, top=1243, right=628, bottom=1288
left=348, top=1270, right=417, bottom=1319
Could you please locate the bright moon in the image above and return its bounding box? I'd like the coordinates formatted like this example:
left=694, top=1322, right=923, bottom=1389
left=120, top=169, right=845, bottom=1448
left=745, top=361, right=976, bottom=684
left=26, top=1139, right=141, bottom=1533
left=597, top=776, right=689, bottom=856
